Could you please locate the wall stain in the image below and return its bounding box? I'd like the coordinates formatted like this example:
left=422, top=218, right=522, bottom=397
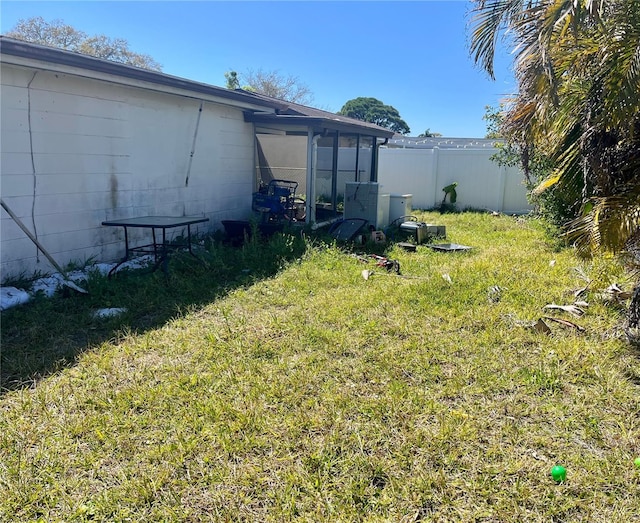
left=110, top=174, right=118, bottom=208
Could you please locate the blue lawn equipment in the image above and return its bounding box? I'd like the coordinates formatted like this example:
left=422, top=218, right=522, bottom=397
left=252, top=179, right=301, bottom=222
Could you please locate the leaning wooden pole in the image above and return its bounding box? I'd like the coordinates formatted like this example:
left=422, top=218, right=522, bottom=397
left=0, top=198, right=88, bottom=293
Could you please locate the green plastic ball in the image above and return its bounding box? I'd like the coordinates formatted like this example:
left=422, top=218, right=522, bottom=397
left=551, top=465, right=567, bottom=482
left=634, top=457, right=640, bottom=469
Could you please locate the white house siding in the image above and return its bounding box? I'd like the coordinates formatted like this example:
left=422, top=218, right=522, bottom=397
left=377, top=147, right=531, bottom=214
left=1, top=62, right=256, bottom=280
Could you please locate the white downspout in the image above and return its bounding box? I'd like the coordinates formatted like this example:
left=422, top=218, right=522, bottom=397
left=306, top=130, right=322, bottom=225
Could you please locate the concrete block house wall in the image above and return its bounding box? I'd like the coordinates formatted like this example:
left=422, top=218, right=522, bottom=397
left=0, top=40, right=271, bottom=280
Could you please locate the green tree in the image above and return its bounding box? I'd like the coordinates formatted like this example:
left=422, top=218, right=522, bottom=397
left=5, top=16, right=161, bottom=71
left=418, top=129, right=442, bottom=138
left=470, top=0, right=640, bottom=337
left=484, top=105, right=573, bottom=224
left=482, top=105, right=504, bottom=141
left=224, top=71, right=240, bottom=90
left=338, top=97, right=410, bottom=135
left=470, top=0, right=640, bottom=255
left=225, top=69, right=312, bottom=105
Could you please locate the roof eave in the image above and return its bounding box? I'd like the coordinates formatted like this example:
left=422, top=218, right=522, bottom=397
left=0, top=37, right=283, bottom=110
left=244, top=112, right=394, bottom=138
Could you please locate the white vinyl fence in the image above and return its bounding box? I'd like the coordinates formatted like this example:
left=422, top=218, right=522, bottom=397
left=377, top=147, right=532, bottom=214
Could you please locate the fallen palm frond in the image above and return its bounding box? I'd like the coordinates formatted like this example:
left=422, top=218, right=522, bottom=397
left=543, top=315, right=586, bottom=332
left=543, top=303, right=586, bottom=317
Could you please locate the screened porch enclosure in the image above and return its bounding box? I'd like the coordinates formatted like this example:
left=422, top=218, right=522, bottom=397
left=255, top=131, right=377, bottom=224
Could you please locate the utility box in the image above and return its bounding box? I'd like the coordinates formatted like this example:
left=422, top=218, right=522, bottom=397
left=425, top=224, right=446, bottom=238
left=398, top=222, right=446, bottom=244
left=344, top=182, right=390, bottom=229
left=399, top=221, right=430, bottom=244
left=389, top=194, right=412, bottom=224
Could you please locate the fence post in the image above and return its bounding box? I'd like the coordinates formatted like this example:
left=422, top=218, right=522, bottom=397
left=429, top=148, right=439, bottom=209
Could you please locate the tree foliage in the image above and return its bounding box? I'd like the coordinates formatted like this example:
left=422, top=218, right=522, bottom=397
left=482, top=105, right=504, bottom=141
left=338, top=97, right=410, bottom=135
left=484, top=105, right=576, bottom=225
left=225, top=69, right=313, bottom=105
left=418, top=129, right=442, bottom=138
left=470, top=0, right=640, bottom=257
left=5, top=16, right=162, bottom=71
left=224, top=71, right=240, bottom=90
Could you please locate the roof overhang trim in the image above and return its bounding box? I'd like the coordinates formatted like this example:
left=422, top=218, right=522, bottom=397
left=0, top=37, right=283, bottom=111
left=245, top=112, right=394, bottom=138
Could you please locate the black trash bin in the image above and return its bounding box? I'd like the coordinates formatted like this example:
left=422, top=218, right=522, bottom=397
left=221, top=220, right=251, bottom=244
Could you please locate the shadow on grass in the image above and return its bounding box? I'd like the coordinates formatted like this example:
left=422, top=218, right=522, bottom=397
left=1, top=230, right=310, bottom=393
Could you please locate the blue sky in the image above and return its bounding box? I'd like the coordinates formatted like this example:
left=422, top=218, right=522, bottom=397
left=1, top=1, right=515, bottom=137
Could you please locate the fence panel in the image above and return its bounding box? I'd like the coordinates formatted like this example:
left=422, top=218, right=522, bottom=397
left=377, top=149, right=436, bottom=209
left=378, top=147, right=532, bottom=214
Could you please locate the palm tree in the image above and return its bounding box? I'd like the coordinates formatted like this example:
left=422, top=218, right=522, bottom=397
left=469, top=0, right=640, bottom=335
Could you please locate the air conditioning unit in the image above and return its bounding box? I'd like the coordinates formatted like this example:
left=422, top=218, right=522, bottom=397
left=343, top=182, right=390, bottom=229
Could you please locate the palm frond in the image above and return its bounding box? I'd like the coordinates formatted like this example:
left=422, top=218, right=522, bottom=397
left=469, top=0, right=535, bottom=79
left=565, top=188, right=640, bottom=256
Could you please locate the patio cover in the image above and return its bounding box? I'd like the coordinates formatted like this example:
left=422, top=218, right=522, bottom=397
left=243, top=94, right=394, bottom=225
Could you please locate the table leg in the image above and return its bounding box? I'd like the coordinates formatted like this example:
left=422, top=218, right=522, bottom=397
left=108, top=226, right=131, bottom=278
left=124, top=226, right=130, bottom=259
left=187, top=224, right=194, bottom=255
left=159, top=227, right=169, bottom=276
left=152, top=228, right=158, bottom=262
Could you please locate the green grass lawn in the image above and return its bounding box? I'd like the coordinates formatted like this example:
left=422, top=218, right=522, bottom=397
left=2, top=212, right=639, bottom=522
